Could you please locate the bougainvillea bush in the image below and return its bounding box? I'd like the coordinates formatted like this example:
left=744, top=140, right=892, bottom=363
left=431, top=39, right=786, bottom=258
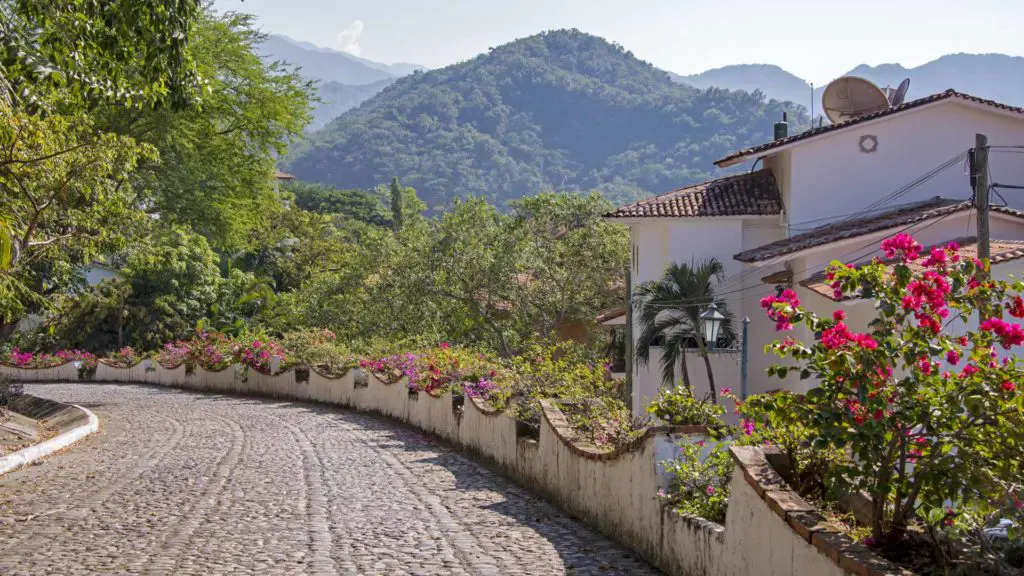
left=759, top=234, right=1024, bottom=571
left=561, top=398, right=649, bottom=449
left=232, top=337, right=286, bottom=375
left=657, top=437, right=733, bottom=524
left=106, top=347, right=141, bottom=368
left=361, top=344, right=511, bottom=401
left=2, top=348, right=96, bottom=369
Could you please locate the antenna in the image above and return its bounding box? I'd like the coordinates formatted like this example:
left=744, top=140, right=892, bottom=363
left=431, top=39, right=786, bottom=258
left=889, top=78, right=911, bottom=107
left=821, top=76, right=890, bottom=123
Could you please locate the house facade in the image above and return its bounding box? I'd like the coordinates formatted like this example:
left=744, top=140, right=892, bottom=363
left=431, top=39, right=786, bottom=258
left=608, top=89, right=1024, bottom=414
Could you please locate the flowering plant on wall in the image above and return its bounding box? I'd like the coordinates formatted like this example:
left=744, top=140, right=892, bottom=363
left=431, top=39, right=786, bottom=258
left=231, top=338, right=285, bottom=375
left=3, top=348, right=96, bottom=369
left=760, top=234, right=1024, bottom=559
left=106, top=347, right=140, bottom=368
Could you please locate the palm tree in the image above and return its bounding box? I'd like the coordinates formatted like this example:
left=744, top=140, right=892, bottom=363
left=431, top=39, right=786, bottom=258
left=632, top=258, right=735, bottom=403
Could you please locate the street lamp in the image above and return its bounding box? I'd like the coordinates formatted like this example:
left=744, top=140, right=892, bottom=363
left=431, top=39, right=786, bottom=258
left=699, top=302, right=726, bottom=349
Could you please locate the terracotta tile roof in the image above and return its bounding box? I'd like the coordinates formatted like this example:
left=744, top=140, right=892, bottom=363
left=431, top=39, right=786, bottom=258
left=802, top=237, right=1024, bottom=301
left=605, top=169, right=781, bottom=219
left=275, top=171, right=296, bottom=180
left=715, top=90, right=1024, bottom=168
left=734, top=198, right=971, bottom=263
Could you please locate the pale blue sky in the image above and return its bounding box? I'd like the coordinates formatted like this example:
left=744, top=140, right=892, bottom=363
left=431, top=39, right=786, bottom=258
left=216, top=0, right=1022, bottom=84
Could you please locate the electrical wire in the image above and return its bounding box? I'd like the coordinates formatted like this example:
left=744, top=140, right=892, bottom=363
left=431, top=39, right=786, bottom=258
left=708, top=151, right=970, bottom=291
left=633, top=197, right=971, bottom=311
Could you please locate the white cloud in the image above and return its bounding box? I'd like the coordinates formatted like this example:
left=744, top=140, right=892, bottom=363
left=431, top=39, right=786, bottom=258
left=337, top=20, right=364, bottom=56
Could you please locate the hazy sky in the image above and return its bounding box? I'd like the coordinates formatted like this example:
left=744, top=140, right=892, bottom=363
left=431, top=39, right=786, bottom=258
left=215, top=0, right=1023, bottom=84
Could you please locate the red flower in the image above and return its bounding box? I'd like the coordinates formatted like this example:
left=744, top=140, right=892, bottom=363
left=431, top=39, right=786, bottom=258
left=833, top=309, right=846, bottom=321
left=1002, top=381, right=1017, bottom=393
left=440, top=342, right=450, bottom=349
left=946, top=350, right=960, bottom=365
left=1009, top=296, right=1024, bottom=318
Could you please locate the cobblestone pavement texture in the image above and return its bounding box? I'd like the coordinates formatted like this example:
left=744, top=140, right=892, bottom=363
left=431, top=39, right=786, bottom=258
left=0, top=384, right=659, bottom=575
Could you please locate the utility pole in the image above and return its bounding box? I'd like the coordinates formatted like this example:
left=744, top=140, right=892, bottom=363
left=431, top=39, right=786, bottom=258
left=973, top=133, right=990, bottom=280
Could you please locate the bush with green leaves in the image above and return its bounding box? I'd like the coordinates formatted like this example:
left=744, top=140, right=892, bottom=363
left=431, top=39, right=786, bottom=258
left=279, top=328, right=357, bottom=376
left=757, top=234, right=1024, bottom=570
left=646, top=385, right=724, bottom=427
left=658, top=438, right=733, bottom=524
left=561, top=398, right=649, bottom=450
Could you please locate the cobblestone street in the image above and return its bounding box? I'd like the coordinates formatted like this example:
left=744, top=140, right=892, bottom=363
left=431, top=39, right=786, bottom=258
left=0, top=384, right=658, bottom=575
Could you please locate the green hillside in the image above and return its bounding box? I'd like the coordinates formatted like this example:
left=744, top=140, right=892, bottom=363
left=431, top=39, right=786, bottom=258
left=287, top=29, right=808, bottom=209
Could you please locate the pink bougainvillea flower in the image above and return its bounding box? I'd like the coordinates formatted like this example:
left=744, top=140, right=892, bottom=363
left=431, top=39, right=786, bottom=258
left=1002, top=381, right=1017, bottom=393
left=439, top=342, right=450, bottom=349
left=706, top=485, right=715, bottom=495
left=720, top=387, right=732, bottom=396
left=946, top=350, right=960, bottom=365
left=833, top=309, right=846, bottom=321
left=741, top=419, right=755, bottom=436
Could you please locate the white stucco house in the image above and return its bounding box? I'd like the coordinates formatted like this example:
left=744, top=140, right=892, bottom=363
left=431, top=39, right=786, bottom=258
left=606, top=89, right=1024, bottom=414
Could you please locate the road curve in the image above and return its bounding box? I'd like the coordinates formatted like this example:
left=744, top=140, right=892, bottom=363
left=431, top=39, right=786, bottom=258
left=0, top=383, right=658, bottom=576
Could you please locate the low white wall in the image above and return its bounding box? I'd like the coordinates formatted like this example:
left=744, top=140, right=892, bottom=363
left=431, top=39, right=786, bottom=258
left=0, top=362, right=863, bottom=576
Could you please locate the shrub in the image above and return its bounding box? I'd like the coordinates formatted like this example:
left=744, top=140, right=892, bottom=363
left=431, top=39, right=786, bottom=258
left=658, top=438, right=733, bottom=524
left=562, top=397, right=649, bottom=450
left=106, top=347, right=140, bottom=368
left=646, top=385, right=724, bottom=427
left=279, top=328, right=357, bottom=376
left=231, top=337, right=286, bottom=375
left=759, top=235, right=1024, bottom=557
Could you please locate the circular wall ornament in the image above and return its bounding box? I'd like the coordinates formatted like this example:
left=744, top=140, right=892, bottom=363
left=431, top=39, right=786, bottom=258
left=859, top=134, right=879, bottom=154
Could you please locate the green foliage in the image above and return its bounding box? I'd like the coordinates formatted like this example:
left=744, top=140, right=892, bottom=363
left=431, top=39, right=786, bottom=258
left=278, top=328, right=357, bottom=375
left=49, top=228, right=222, bottom=352
left=284, top=180, right=388, bottom=226
left=390, top=177, right=404, bottom=232
left=646, top=386, right=725, bottom=428
left=285, top=191, right=627, bottom=356
left=658, top=439, right=733, bottom=524
left=729, top=390, right=844, bottom=500
left=0, top=106, right=152, bottom=327
left=0, top=0, right=204, bottom=111
left=288, top=29, right=807, bottom=210
left=114, top=8, right=313, bottom=253
left=760, top=235, right=1024, bottom=558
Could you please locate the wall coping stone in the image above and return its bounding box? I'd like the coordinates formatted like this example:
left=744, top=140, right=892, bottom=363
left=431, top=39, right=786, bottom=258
left=728, top=445, right=915, bottom=576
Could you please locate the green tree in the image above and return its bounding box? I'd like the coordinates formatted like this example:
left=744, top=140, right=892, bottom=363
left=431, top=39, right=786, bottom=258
left=390, top=177, right=405, bottom=232
left=0, top=106, right=152, bottom=336
left=632, top=259, right=734, bottom=402
left=107, top=8, right=313, bottom=253
left=50, top=228, right=222, bottom=351
left=283, top=180, right=388, bottom=226
left=0, top=0, right=204, bottom=111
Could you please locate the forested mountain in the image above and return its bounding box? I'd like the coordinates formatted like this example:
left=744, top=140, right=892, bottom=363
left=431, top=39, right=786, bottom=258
left=287, top=29, right=808, bottom=210
left=675, top=53, right=1024, bottom=110
left=310, top=79, right=395, bottom=129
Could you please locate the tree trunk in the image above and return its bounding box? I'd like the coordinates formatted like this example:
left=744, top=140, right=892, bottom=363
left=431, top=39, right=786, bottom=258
left=678, top=346, right=692, bottom=390
left=702, top=352, right=717, bottom=403
left=695, top=334, right=718, bottom=403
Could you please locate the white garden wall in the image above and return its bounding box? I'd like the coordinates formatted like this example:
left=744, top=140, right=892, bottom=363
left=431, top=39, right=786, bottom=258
left=1, top=363, right=904, bottom=576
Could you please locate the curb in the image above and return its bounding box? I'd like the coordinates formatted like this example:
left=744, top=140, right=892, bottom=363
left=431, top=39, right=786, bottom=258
left=0, top=404, right=99, bottom=476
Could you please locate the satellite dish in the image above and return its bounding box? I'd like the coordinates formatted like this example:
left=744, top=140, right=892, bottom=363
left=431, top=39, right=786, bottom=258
left=889, top=78, right=911, bottom=107
left=822, top=76, right=891, bottom=123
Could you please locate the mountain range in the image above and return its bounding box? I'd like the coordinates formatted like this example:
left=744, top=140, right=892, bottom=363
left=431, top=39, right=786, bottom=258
left=285, top=30, right=807, bottom=210
left=679, top=53, right=1024, bottom=111
left=259, top=35, right=424, bottom=128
